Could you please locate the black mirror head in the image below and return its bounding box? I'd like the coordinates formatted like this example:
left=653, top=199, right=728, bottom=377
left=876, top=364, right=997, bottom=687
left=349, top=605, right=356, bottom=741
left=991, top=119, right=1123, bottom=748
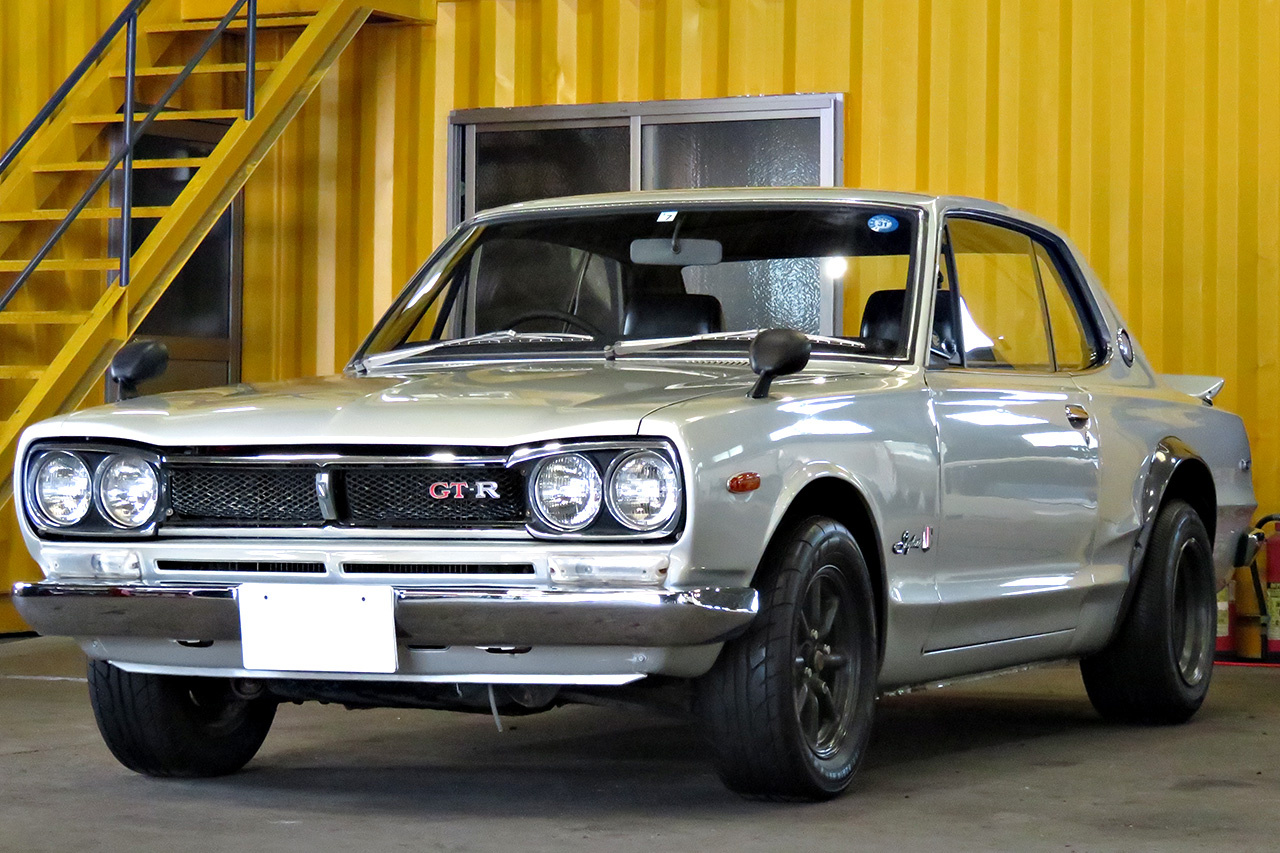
left=109, top=339, right=169, bottom=399
left=748, top=328, right=811, bottom=399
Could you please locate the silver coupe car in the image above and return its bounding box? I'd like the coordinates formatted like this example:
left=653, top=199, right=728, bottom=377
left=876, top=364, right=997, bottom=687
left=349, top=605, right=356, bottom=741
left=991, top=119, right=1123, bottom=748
left=12, top=188, right=1257, bottom=800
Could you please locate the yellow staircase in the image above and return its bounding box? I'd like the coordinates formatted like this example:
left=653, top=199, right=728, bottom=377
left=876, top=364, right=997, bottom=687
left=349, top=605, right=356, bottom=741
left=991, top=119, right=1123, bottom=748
left=0, top=0, right=432, bottom=632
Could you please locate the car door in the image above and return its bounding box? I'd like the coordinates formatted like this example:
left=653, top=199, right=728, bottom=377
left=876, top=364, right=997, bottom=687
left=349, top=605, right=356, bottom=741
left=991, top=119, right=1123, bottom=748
left=922, top=216, right=1101, bottom=654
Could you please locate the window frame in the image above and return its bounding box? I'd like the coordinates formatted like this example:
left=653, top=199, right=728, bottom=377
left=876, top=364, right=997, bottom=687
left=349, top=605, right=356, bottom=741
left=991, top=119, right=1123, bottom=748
left=447, top=94, right=844, bottom=227
left=932, top=210, right=1109, bottom=374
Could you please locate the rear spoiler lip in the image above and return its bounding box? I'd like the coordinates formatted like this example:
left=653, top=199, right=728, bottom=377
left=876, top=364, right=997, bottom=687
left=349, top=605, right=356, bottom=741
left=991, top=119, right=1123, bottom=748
left=1161, top=374, right=1225, bottom=404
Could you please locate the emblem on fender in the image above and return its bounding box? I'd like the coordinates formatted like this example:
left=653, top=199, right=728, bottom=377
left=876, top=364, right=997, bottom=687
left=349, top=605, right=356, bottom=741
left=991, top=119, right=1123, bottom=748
left=892, top=526, right=933, bottom=555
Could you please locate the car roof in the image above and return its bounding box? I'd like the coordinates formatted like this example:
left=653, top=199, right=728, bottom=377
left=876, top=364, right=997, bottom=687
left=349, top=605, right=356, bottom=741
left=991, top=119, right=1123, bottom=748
left=471, top=187, right=1017, bottom=223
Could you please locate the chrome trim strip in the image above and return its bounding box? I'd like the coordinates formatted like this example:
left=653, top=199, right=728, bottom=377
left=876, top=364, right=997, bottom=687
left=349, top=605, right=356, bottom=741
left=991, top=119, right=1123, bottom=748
left=13, top=581, right=758, bottom=647
left=167, top=453, right=510, bottom=466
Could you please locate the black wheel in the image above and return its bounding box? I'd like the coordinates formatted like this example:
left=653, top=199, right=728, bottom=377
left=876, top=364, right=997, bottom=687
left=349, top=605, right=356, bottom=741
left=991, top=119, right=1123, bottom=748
left=88, top=660, right=277, bottom=777
left=696, top=516, right=878, bottom=801
left=505, top=310, right=605, bottom=338
left=1080, top=499, right=1216, bottom=724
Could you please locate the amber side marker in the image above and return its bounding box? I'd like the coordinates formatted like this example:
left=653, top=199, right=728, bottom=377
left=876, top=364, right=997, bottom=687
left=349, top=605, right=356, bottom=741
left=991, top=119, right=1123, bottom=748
left=727, top=472, right=761, bottom=493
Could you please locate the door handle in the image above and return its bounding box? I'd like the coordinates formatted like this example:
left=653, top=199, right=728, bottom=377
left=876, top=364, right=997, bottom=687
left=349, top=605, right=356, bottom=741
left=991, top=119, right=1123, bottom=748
left=1065, top=404, right=1090, bottom=429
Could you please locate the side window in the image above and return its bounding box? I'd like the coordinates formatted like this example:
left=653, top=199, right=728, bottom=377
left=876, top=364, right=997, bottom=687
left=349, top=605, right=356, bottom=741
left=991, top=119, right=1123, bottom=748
left=946, top=218, right=1053, bottom=371
left=1035, top=243, right=1093, bottom=370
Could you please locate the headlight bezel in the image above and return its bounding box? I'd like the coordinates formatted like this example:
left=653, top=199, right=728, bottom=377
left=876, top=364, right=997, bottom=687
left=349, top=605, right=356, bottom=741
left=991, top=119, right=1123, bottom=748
left=22, top=442, right=166, bottom=538
left=518, top=440, right=685, bottom=540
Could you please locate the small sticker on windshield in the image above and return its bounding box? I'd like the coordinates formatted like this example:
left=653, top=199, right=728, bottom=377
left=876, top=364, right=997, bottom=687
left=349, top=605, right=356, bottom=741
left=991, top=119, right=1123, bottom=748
left=868, top=214, right=899, bottom=233
left=657, top=210, right=678, bottom=222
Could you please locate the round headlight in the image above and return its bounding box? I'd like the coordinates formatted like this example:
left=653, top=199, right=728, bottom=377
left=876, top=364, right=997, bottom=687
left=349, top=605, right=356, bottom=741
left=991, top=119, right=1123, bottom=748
left=606, top=450, right=681, bottom=531
left=97, top=454, right=160, bottom=528
left=33, top=451, right=92, bottom=526
left=532, top=453, right=602, bottom=531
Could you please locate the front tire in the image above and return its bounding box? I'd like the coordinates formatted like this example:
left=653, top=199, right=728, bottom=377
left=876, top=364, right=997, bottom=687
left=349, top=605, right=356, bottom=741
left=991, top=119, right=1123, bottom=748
left=1080, top=499, right=1216, bottom=724
left=88, top=660, right=277, bottom=777
left=696, top=516, right=878, bottom=801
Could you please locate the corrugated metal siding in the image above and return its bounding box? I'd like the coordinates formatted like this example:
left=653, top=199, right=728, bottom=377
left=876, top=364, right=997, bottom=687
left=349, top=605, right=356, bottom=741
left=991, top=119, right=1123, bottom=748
left=435, top=0, right=1280, bottom=512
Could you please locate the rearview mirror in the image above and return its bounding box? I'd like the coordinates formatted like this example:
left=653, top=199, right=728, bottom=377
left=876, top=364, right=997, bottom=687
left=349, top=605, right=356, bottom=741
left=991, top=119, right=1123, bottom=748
left=109, top=339, right=169, bottom=400
left=630, top=238, right=722, bottom=266
left=748, top=329, right=811, bottom=399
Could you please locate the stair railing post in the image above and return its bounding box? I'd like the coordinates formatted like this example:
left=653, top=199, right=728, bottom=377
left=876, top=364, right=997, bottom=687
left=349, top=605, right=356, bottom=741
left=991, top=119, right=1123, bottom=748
left=120, top=10, right=138, bottom=288
left=245, top=0, right=257, bottom=120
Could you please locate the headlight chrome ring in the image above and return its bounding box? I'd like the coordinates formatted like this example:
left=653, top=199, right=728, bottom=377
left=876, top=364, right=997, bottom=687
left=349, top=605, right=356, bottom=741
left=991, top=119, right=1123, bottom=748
left=531, top=453, right=603, bottom=532
left=605, top=449, right=682, bottom=532
left=32, top=451, right=93, bottom=527
left=96, top=454, right=161, bottom=529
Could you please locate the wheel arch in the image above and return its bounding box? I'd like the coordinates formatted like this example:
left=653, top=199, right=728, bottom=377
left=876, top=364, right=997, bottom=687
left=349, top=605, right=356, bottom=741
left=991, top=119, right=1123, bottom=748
left=766, top=476, right=887, bottom=664
left=1112, top=436, right=1217, bottom=637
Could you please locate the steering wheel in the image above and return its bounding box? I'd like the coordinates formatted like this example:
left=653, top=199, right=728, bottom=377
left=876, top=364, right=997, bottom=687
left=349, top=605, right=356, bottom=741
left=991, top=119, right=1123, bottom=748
left=505, top=310, right=606, bottom=339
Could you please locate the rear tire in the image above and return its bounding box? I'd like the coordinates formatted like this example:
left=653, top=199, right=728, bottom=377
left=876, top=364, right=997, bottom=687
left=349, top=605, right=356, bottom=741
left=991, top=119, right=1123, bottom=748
left=696, top=516, right=878, bottom=801
left=1080, top=499, right=1216, bottom=724
left=88, top=660, right=277, bottom=777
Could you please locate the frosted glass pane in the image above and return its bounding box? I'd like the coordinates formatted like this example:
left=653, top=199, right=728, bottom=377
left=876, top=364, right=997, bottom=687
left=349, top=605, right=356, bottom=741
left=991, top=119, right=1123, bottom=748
left=642, top=118, right=821, bottom=189
left=684, top=258, right=822, bottom=334
left=474, top=126, right=629, bottom=212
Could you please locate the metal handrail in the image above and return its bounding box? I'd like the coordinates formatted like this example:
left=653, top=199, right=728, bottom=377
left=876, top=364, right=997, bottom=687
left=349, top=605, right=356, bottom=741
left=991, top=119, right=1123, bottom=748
left=0, top=0, right=149, bottom=178
left=0, top=0, right=260, bottom=312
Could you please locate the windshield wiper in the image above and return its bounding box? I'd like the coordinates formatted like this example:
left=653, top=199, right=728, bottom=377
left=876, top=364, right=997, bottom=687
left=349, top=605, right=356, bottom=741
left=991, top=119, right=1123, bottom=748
left=609, top=330, right=867, bottom=358
left=608, top=330, right=764, bottom=358
left=362, top=330, right=596, bottom=369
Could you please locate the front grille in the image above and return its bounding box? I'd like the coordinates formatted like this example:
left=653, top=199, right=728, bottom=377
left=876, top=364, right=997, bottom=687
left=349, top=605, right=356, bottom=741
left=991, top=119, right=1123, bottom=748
left=342, top=562, right=535, bottom=575
left=157, top=560, right=326, bottom=573
left=343, top=466, right=526, bottom=526
left=162, top=457, right=527, bottom=530
left=169, top=466, right=322, bottom=525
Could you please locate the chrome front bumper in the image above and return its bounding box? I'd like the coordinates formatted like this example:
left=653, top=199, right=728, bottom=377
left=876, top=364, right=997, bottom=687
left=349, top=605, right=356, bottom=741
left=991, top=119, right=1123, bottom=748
left=12, top=582, right=758, bottom=647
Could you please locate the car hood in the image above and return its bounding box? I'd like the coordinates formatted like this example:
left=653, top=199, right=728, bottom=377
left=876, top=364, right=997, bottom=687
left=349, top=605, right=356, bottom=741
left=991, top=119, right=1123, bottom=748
left=27, top=359, right=787, bottom=448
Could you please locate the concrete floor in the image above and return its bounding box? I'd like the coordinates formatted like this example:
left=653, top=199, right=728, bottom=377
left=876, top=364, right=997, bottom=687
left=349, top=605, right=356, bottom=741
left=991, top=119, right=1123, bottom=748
left=1, top=637, right=1277, bottom=853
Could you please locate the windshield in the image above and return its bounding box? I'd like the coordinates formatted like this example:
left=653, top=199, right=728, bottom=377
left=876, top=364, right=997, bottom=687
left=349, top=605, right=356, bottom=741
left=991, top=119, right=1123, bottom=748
left=356, top=204, right=921, bottom=364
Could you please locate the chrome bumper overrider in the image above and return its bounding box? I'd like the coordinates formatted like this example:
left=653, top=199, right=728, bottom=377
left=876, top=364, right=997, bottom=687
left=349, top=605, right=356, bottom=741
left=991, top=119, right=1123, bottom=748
left=12, top=582, right=758, bottom=647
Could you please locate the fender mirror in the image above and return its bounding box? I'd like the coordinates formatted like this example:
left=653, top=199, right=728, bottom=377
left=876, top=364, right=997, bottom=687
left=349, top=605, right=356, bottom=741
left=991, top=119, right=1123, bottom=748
left=748, top=328, right=811, bottom=399
left=108, top=339, right=169, bottom=400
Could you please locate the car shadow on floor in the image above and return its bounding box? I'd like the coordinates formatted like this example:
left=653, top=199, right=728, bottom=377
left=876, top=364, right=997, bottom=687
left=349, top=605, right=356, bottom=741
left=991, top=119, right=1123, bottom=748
left=146, top=688, right=1111, bottom=816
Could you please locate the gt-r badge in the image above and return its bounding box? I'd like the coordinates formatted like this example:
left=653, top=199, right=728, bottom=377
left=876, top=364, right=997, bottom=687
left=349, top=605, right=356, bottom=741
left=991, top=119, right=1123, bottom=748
left=892, top=526, right=933, bottom=555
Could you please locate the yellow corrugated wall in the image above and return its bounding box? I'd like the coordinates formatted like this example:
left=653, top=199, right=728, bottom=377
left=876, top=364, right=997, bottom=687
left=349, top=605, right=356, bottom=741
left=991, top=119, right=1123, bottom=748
left=2, top=0, right=1279, bottom=632
left=434, top=0, right=1280, bottom=512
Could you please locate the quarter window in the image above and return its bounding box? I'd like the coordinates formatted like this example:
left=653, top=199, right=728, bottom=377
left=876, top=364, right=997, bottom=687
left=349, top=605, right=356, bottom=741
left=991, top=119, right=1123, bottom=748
left=1035, top=243, right=1093, bottom=370
left=946, top=219, right=1053, bottom=371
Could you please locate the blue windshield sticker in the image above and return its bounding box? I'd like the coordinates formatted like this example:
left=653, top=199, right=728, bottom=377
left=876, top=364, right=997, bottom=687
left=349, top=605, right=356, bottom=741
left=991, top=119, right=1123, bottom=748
left=868, top=214, right=899, bottom=233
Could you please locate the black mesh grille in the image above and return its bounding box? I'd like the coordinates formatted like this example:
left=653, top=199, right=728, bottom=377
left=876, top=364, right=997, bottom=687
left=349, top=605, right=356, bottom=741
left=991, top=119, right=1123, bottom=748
left=162, top=459, right=526, bottom=529
left=169, top=466, right=322, bottom=524
left=342, top=562, right=534, bottom=575
left=342, top=466, right=526, bottom=526
left=157, top=560, right=325, bottom=574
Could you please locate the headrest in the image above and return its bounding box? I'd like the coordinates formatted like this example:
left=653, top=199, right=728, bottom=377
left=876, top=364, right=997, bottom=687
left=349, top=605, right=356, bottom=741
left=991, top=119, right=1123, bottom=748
left=623, top=293, right=724, bottom=339
left=859, top=289, right=907, bottom=350
left=858, top=289, right=958, bottom=353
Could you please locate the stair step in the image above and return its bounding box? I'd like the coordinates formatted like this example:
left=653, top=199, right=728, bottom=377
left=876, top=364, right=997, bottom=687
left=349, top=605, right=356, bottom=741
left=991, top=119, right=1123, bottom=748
left=0, top=311, right=92, bottom=325
left=33, top=158, right=208, bottom=173
left=109, top=61, right=279, bottom=78
left=0, top=366, right=44, bottom=380
left=0, top=258, right=117, bottom=272
left=74, top=109, right=241, bottom=125
left=146, top=15, right=314, bottom=33
left=0, top=207, right=168, bottom=222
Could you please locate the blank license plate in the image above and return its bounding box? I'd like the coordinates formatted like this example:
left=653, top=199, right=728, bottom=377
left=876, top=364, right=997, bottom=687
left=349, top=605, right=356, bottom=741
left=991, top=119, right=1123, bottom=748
left=238, top=583, right=397, bottom=674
